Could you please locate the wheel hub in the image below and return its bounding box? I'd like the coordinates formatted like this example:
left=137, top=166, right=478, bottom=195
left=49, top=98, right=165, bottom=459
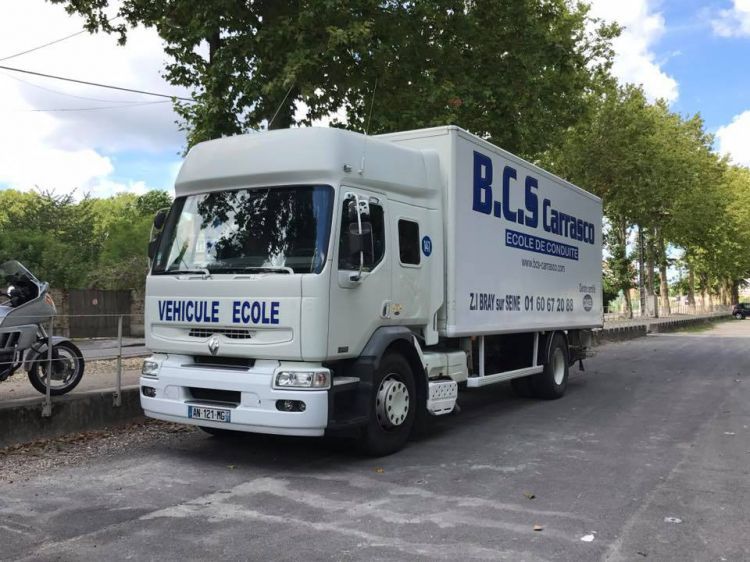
left=552, top=348, right=565, bottom=385
left=375, top=376, right=410, bottom=429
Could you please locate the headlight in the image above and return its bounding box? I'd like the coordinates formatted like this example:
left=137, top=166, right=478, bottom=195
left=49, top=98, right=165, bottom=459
left=141, top=359, right=161, bottom=377
left=273, top=370, right=330, bottom=389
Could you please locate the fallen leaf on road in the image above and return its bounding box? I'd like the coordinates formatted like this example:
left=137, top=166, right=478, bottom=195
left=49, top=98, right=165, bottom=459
left=524, top=492, right=536, bottom=500
left=374, top=467, right=384, bottom=473
left=664, top=516, right=682, bottom=523
left=533, top=524, right=543, bottom=531
left=227, top=464, right=237, bottom=470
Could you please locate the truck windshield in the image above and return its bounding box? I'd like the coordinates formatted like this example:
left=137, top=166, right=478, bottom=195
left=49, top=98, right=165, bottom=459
left=152, top=185, right=334, bottom=275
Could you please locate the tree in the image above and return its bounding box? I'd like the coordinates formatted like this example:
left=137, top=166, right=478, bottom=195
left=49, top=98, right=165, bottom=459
left=49, top=0, right=617, bottom=156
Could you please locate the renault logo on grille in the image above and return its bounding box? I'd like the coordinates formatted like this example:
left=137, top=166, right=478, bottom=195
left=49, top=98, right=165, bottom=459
left=208, top=336, right=220, bottom=356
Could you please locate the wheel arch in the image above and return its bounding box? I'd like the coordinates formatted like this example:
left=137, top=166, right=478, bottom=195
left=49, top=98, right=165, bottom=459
left=343, top=326, right=427, bottom=425
left=537, top=330, right=569, bottom=366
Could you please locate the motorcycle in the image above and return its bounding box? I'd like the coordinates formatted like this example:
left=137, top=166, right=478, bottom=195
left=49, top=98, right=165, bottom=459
left=0, top=261, right=85, bottom=395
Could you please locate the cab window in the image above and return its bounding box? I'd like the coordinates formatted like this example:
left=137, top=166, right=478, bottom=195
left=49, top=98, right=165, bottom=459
left=398, top=219, right=421, bottom=265
left=338, top=198, right=385, bottom=271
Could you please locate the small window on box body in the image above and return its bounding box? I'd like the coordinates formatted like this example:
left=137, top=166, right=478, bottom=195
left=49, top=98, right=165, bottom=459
left=398, top=219, right=420, bottom=265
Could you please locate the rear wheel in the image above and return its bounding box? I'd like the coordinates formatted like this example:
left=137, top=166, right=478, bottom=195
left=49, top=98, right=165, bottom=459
left=531, top=334, right=569, bottom=400
left=28, top=340, right=85, bottom=396
left=359, top=353, right=416, bottom=456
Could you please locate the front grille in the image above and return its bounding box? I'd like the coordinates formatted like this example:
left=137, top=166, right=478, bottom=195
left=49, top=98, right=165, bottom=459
left=0, top=332, right=20, bottom=350
left=188, top=387, right=241, bottom=405
left=188, top=328, right=254, bottom=340
left=192, top=355, right=255, bottom=369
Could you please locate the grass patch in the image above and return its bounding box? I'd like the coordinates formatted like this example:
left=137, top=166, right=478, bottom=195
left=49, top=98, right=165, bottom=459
left=674, top=317, right=733, bottom=333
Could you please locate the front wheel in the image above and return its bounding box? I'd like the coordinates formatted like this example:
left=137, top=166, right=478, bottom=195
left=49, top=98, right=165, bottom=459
left=735, top=312, right=744, bottom=320
left=28, top=340, right=85, bottom=396
left=359, top=353, right=416, bottom=456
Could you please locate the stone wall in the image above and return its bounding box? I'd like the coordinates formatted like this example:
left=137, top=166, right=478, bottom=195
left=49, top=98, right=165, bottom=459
left=48, top=288, right=70, bottom=338
left=130, top=289, right=145, bottom=337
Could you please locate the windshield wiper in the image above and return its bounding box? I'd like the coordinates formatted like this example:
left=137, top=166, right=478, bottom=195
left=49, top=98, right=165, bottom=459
left=212, top=266, right=294, bottom=274
left=163, top=267, right=211, bottom=277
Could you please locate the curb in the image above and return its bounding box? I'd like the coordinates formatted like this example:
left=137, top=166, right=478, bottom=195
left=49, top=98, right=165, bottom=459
left=592, top=324, right=648, bottom=345
left=0, top=386, right=142, bottom=449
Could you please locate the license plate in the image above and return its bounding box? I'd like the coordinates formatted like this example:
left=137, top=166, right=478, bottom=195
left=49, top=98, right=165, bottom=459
left=188, top=405, right=231, bottom=423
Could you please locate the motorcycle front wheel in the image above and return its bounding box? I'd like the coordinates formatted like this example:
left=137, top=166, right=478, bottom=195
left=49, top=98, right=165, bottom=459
left=28, top=340, right=85, bottom=396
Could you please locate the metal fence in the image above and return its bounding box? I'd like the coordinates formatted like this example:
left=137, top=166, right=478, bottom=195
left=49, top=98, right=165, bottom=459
left=0, top=313, right=146, bottom=418
left=603, top=303, right=730, bottom=323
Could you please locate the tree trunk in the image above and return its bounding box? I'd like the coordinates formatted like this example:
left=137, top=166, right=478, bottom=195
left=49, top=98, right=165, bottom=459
left=687, top=266, right=696, bottom=310
left=638, top=226, right=646, bottom=317
left=657, top=231, right=670, bottom=316
left=644, top=228, right=657, bottom=317
left=731, top=280, right=740, bottom=304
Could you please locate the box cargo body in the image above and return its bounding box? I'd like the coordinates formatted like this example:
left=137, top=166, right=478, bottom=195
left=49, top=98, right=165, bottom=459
left=379, top=127, right=603, bottom=336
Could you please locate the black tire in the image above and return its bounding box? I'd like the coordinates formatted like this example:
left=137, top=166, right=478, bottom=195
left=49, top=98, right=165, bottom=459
left=510, top=376, right=535, bottom=398
left=531, top=333, right=569, bottom=400
left=28, top=340, right=85, bottom=396
left=735, top=312, right=744, bottom=320
left=359, top=353, right=416, bottom=456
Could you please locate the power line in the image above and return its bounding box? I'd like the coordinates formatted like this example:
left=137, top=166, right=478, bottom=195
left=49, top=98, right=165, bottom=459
left=0, top=15, right=122, bottom=63
left=0, top=30, right=87, bottom=63
left=0, top=64, right=195, bottom=102
left=0, top=71, right=153, bottom=104
left=11, top=100, right=172, bottom=112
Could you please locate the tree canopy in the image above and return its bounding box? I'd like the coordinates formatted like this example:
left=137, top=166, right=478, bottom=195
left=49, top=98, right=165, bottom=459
left=0, top=190, right=171, bottom=291
left=49, top=0, right=617, bottom=156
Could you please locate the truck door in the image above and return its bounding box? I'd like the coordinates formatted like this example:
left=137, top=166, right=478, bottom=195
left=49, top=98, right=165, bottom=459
left=328, top=189, right=391, bottom=357
left=390, top=202, right=431, bottom=328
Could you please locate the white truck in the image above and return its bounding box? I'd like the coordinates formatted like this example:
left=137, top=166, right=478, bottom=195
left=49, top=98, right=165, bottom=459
left=141, top=126, right=602, bottom=455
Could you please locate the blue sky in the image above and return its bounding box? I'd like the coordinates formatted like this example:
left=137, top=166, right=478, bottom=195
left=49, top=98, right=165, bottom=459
left=657, top=0, right=750, bottom=133
left=0, top=0, right=749, bottom=200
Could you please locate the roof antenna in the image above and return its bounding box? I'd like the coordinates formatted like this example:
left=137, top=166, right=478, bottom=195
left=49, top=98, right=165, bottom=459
left=359, top=78, right=378, bottom=175
left=268, top=82, right=295, bottom=130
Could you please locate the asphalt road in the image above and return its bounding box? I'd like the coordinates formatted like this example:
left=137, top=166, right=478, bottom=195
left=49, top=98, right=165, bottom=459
left=1, top=321, right=749, bottom=561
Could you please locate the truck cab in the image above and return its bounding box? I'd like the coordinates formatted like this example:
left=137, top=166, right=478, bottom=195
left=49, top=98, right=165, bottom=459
left=141, top=128, right=447, bottom=454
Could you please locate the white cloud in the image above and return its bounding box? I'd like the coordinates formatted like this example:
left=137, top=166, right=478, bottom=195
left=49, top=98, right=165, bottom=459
left=711, top=0, right=750, bottom=36
left=588, top=0, right=679, bottom=103
left=716, top=110, right=750, bottom=166
left=0, top=0, right=187, bottom=196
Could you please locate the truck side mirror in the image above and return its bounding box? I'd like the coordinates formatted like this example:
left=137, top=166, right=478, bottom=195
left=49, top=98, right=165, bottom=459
left=153, top=209, right=167, bottom=230
left=148, top=239, right=160, bottom=260
left=347, top=223, right=373, bottom=264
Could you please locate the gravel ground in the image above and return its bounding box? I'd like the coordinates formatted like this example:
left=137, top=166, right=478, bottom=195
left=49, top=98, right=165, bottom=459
left=0, top=420, right=198, bottom=484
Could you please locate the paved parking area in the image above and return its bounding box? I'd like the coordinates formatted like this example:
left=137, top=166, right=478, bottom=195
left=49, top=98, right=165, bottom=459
left=1, top=321, right=749, bottom=561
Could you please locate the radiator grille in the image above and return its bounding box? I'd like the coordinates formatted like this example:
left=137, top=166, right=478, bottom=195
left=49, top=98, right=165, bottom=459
left=188, top=328, right=254, bottom=340
left=192, top=355, right=255, bottom=369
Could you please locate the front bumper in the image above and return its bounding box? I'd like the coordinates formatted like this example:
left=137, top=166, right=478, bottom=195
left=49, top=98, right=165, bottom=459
left=139, top=358, right=328, bottom=437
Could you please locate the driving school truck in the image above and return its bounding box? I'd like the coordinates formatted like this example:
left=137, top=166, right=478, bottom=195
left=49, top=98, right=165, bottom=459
left=141, top=125, right=602, bottom=455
